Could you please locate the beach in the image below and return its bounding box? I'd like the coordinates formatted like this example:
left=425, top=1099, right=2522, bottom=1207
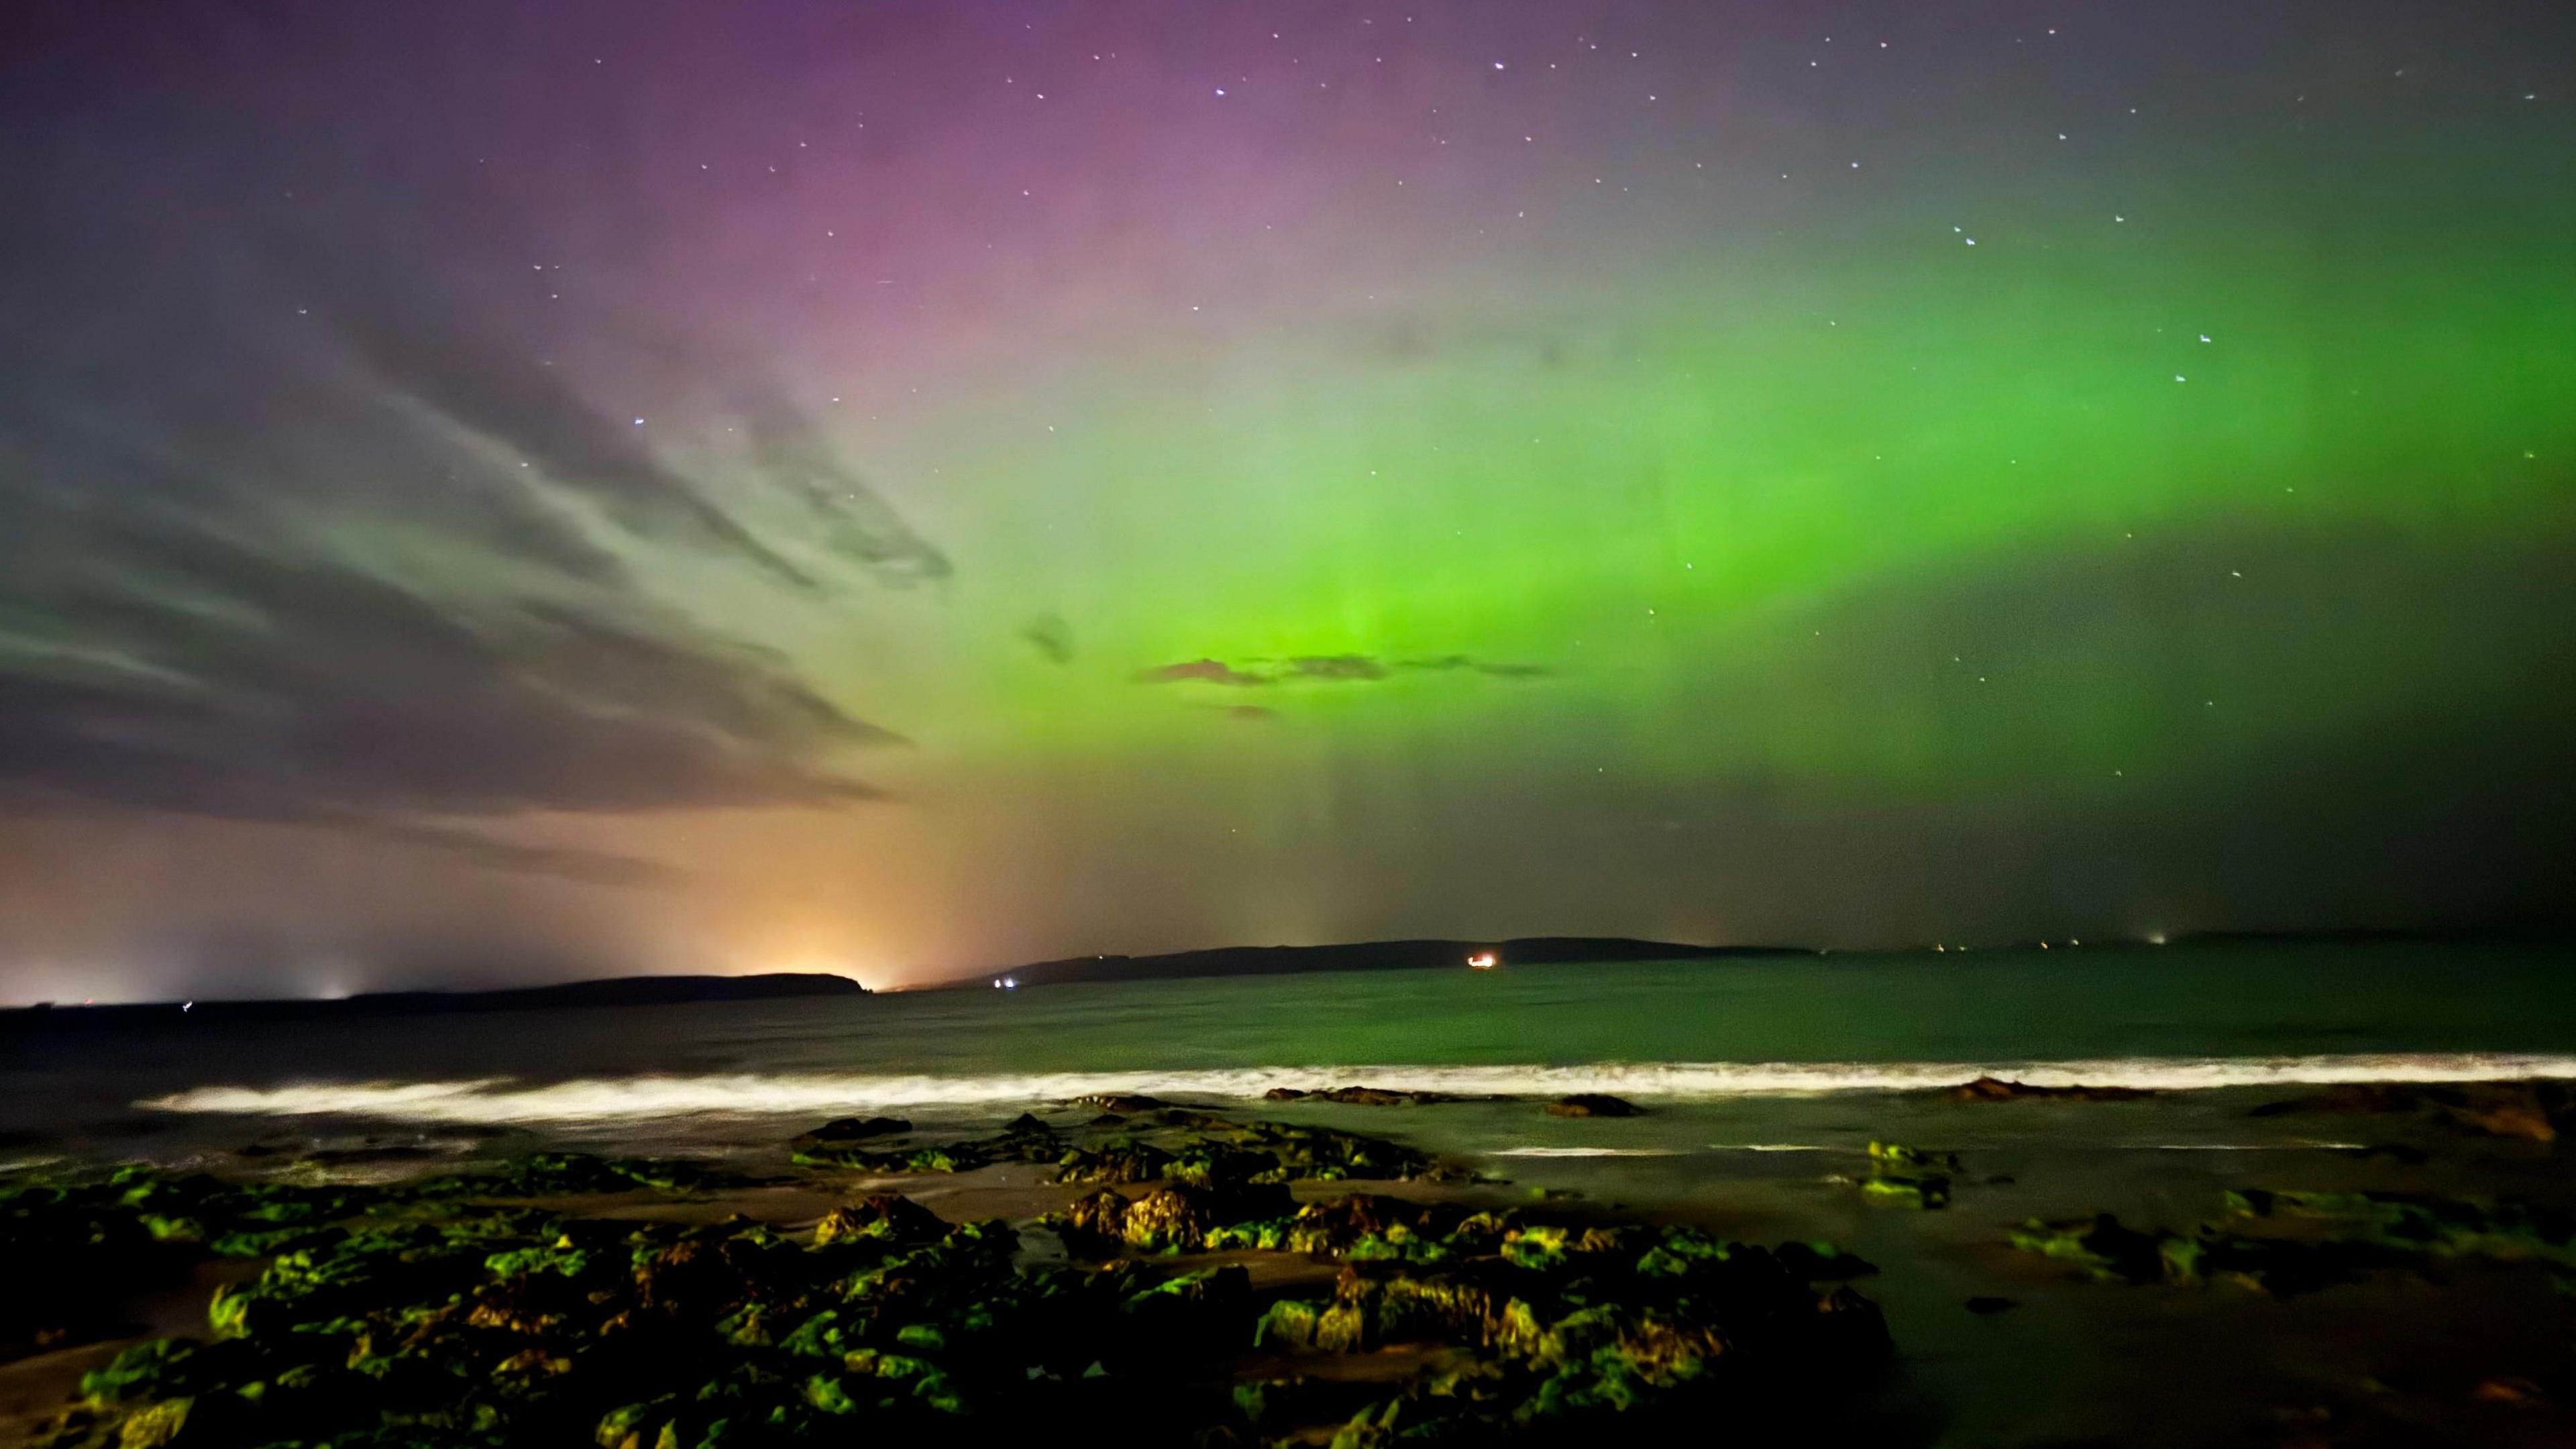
left=7, top=941, right=2575, bottom=1445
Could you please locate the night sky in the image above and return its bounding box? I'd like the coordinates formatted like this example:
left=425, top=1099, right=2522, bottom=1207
left=3, top=0, right=2571, bottom=1000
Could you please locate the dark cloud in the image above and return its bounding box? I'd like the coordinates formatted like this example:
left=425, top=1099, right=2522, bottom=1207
left=1397, top=655, right=1557, bottom=679
left=1138, top=659, right=1272, bottom=686
left=1224, top=704, right=1279, bottom=722
left=1288, top=655, right=1388, bottom=682
left=1020, top=612, right=1075, bottom=664
left=278, top=282, right=824, bottom=593
left=0, top=484, right=897, bottom=880
left=0, top=54, right=955, bottom=887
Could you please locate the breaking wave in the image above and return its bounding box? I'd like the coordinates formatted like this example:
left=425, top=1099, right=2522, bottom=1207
left=135, top=1051, right=2576, bottom=1126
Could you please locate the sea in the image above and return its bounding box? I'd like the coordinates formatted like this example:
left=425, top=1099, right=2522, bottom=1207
left=8, top=938, right=2575, bottom=1155
left=9, top=938, right=2575, bottom=1445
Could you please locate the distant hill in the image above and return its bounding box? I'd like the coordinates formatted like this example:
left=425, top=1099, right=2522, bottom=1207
left=1, top=973, right=866, bottom=1028
left=941, top=937, right=1795, bottom=990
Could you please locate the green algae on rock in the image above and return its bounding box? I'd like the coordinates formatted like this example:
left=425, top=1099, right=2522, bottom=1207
left=11, top=1118, right=1890, bottom=1448
left=2224, top=1188, right=2576, bottom=1267
left=1854, top=1141, right=1957, bottom=1210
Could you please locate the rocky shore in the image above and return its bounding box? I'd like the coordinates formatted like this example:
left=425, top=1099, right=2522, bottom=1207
left=11, top=1075, right=2576, bottom=1447
left=3, top=1106, right=1890, bottom=1448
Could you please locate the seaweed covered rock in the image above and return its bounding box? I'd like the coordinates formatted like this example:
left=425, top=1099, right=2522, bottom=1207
left=2018, top=1189, right=2576, bottom=1298
left=1544, top=1094, right=1642, bottom=1118
left=1865, top=1140, right=1959, bottom=1171
left=2224, top=1188, right=2576, bottom=1265
left=1073, top=1093, right=1170, bottom=1114
left=789, top=1138, right=1000, bottom=1173
left=1947, top=1077, right=2151, bottom=1104
left=2008, top=1214, right=2181, bottom=1285
left=19, top=1123, right=1894, bottom=1448
left=813, top=1193, right=948, bottom=1248
left=1858, top=1175, right=1951, bottom=1210
left=1856, top=1142, right=1956, bottom=1210
left=1254, top=1222, right=1890, bottom=1440
left=2009, top=1210, right=2412, bottom=1295
left=1262, top=1086, right=1464, bottom=1107
left=1049, top=1185, right=1253, bottom=1254
left=49, top=1177, right=1269, bottom=1446
left=789, top=1116, right=911, bottom=1147
left=3, top=1173, right=193, bottom=1346
left=411, top=1151, right=740, bottom=1197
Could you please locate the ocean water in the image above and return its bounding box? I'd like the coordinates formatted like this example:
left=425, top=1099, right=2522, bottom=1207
left=7, top=938, right=2573, bottom=1150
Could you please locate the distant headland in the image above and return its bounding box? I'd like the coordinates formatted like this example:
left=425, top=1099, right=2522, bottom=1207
left=0, top=972, right=867, bottom=1027
left=935, top=936, right=1799, bottom=991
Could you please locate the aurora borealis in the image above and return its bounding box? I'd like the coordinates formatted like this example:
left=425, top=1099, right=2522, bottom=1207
left=2, top=0, right=2571, bottom=999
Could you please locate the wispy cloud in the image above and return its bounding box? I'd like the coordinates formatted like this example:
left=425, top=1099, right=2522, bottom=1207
left=1138, top=659, right=1271, bottom=686
left=1021, top=612, right=1075, bottom=664
left=1138, top=652, right=1554, bottom=688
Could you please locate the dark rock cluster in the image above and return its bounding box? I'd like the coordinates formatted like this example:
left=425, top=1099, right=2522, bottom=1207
left=2011, top=1187, right=2576, bottom=1295
left=5, top=1114, right=1892, bottom=1448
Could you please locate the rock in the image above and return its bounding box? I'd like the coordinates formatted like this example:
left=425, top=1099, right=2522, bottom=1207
left=1051, top=1185, right=1239, bottom=1254
left=1947, top=1076, right=2150, bottom=1103
left=1001, top=1112, right=1055, bottom=1134
left=1285, top=1195, right=1426, bottom=1256
left=411, top=1150, right=735, bottom=1196
left=1261, top=1085, right=1461, bottom=1106
left=2473, top=1377, right=2548, bottom=1405
left=2015, top=1203, right=2428, bottom=1295
left=2250, top=1081, right=2568, bottom=1140
left=1859, top=1175, right=1951, bottom=1210
left=2452, top=1089, right=2558, bottom=1142
left=1866, top=1140, right=1960, bottom=1171
left=1774, top=1240, right=1878, bottom=1280
left=2225, top=1187, right=2576, bottom=1267
left=1121, top=1186, right=1226, bottom=1252
left=1545, top=1094, right=1642, bottom=1118
left=812, top=1193, right=947, bottom=1248
left=1075, top=1093, right=1169, bottom=1113
left=792, top=1140, right=989, bottom=1173
left=792, top=1116, right=912, bottom=1144
left=2008, top=1214, right=2171, bottom=1285
left=24, top=1123, right=1892, bottom=1449
left=1053, top=1142, right=1175, bottom=1185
